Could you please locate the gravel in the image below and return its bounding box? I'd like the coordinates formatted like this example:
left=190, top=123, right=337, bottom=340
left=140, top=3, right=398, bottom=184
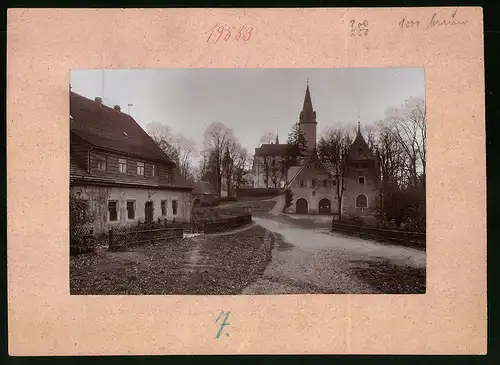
left=70, top=226, right=271, bottom=295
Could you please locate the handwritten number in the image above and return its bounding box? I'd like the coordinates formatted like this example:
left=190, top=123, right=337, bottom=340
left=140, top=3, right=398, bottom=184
left=205, top=23, right=218, bottom=43
left=205, top=24, right=253, bottom=43
left=242, top=27, right=253, bottom=41
left=224, top=26, right=234, bottom=41
left=349, top=19, right=369, bottom=37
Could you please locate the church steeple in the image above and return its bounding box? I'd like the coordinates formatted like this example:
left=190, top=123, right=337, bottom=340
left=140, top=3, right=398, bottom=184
left=298, top=81, right=317, bottom=153
left=299, top=81, right=317, bottom=125
left=302, top=81, right=314, bottom=115
left=275, top=130, right=279, bottom=144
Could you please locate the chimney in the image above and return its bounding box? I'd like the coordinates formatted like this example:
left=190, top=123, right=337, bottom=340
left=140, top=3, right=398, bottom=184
left=94, top=97, right=103, bottom=105
left=114, top=105, right=121, bottom=112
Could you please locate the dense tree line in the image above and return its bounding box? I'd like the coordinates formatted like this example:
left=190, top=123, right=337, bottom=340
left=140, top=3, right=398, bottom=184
left=317, top=97, right=426, bottom=230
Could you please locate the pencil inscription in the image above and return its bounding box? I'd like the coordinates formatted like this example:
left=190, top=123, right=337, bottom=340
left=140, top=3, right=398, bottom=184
left=349, top=19, right=369, bottom=36
left=398, top=9, right=467, bottom=30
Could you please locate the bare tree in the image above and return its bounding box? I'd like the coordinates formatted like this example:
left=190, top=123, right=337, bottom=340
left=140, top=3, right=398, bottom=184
left=146, top=122, right=198, bottom=183
left=202, top=122, right=235, bottom=195
left=232, top=145, right=252, bottom=188
left=317, top=126, right=354, bottom=221
left=259, top=132, right=276, bottom=145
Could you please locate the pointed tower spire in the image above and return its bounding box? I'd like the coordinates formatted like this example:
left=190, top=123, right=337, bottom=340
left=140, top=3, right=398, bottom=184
left=275, top=129, right=279, bottom=144
left=357, top=105, right=361, bottom=134
left=302, top=80, right=313, bottom=114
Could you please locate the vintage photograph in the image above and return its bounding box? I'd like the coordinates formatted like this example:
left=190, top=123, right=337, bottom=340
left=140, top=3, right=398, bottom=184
left=69, top=68, right=426, bottom=295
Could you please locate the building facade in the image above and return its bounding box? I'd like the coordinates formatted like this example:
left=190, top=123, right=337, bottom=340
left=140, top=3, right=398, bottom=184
left=342, top=125, right=381, bottom=219
left=252, top=82, right=381, bottom=218
left=70, top=92, right=193, bottom=234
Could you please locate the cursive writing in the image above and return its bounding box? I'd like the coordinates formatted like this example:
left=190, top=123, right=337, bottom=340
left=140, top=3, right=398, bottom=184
left=205, top=24, right=254, bottom=44
left=349, top=19, right=369, bottom=36
left=429, top=9, right=468, bottom=27
left=398, top=9, right=467, bottom=30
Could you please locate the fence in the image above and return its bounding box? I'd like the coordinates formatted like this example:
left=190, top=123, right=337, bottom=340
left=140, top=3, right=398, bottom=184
left=70, top=225, right=96, bottom=256
left=331, top=222, right=426, bottom=250
left=200, top=214, right=253, bottom=234
left=71, top=214, right=253, bottom=254
left=235, top=188, right=282, bottom=198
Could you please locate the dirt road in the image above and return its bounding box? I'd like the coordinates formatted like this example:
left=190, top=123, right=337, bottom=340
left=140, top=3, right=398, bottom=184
left=242, top=215, right=426, bottom=294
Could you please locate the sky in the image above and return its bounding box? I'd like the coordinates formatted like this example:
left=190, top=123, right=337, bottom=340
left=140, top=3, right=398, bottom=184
left=70, top=68, right=425, bottom=155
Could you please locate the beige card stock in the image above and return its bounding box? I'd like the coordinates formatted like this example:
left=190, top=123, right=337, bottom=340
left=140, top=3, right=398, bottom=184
left=7, top=7, right=486, bottom=355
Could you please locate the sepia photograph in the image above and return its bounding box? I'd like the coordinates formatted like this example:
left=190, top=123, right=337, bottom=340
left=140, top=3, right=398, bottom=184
left=69, top=68, right=426, bottom=295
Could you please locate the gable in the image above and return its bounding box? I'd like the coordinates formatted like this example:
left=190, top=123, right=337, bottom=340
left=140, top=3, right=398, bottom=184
left=70, top=92, right=175, bottom=165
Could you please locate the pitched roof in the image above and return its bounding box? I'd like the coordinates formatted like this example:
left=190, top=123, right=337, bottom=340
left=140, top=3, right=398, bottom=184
left=348, top=131, right=376, bottom=161
left=255, top=143, right=301, bottom=157
left=286, top=152, right=332, bottom=187
left=70, top=92, right=175, bottom=165
left=192, top=181, right=216, bottom=195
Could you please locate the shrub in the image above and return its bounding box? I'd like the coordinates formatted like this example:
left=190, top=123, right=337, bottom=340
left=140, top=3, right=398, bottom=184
left=70, top=193, right=96, bottom=255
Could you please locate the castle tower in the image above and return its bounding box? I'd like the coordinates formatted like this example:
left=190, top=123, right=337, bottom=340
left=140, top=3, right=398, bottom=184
left=343, top=121, right=380, bottom=220
left=298, top=81, right=317, bottom=153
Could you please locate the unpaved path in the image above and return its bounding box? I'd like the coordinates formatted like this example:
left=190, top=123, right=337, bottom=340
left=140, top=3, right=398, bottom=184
left=242, top=215, right=426, bottom=294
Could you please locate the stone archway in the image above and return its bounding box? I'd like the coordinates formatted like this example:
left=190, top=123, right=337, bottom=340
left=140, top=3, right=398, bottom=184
left=318, top=198, right=331, bottom=214
left=296, top=198, right=309, bottom=214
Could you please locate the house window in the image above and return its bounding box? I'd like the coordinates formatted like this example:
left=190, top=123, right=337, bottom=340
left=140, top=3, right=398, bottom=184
left=118, top=158, right=127, bottom=174
left=161, top=200, right=167, bottom=216
left=299, top=179, right=306, bottom=188
left=152, top=165, right=157, bottom=177
left=97, top=156, right=107, bottom=171
left=127, top=200, right=136, bottom=220
left=137, top=162, right=145, bottom=176
left=172, top=200, right=178, bottom=215
left=311, top=179, right=317, bottom=188
left=363, top=163, right=368, bottom=168
left=108, top=201, right=118, bottom=222
left=358, top=177, right=365, bottom=184
left=322, top=179, right=328, bottom=187
left=356, top=194, right=368, bottom=208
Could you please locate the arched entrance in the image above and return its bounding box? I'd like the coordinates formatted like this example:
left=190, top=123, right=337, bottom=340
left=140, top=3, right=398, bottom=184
left=318, top=198, right=331, bottom=214
left=296, top=198, right=309, bottom=214
left=193, top=198, right=201, bottom=208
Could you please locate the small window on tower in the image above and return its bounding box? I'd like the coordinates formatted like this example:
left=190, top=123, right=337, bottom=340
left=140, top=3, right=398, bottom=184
left=358, top=177, right=365, bottom=184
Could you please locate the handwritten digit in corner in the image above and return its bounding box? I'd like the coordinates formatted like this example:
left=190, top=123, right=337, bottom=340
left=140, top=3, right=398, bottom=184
left=215, top=311, right=231, bottom=339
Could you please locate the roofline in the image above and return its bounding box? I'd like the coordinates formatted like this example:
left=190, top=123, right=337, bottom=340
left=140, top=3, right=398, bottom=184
left=70, top=175, right=193, bottom=191
left=70, top=132, right=177, bottom=167
left=285, top=156, right=333, bottom=189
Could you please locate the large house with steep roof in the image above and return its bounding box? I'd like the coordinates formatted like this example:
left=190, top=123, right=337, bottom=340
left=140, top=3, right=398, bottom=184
left=252, top=83, right=380, bottom=219
left=70, top=92, right=193, bottom=234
